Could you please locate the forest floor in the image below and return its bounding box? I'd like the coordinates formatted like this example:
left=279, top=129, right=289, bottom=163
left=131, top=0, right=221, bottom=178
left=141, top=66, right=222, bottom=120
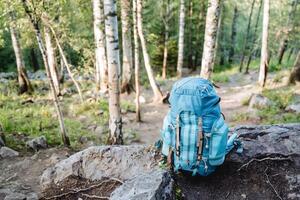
left=0, top=67, right=299, bottom=199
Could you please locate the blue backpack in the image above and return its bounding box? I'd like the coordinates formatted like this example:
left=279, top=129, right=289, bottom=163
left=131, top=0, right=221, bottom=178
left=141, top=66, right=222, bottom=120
left=161, top=77, right=241, bottom=176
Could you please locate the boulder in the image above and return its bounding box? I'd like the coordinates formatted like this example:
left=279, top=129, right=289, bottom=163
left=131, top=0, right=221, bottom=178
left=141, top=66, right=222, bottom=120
left=26, top=136, right=48, bottom=151
left=285, top=103, right=300, bottom=114
left=111, top=170, right=174, bottom=200
left=248, top=93, right=273, bottom=109
left=0, top=147, right=19, bottom=158
left=40, top=145, right=162, bottom=189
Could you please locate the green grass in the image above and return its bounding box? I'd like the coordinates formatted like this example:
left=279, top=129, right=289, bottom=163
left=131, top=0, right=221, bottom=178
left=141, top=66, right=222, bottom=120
left=0, top=81, right=111, bottom=150
left=212, top=67, right=238, bottom=83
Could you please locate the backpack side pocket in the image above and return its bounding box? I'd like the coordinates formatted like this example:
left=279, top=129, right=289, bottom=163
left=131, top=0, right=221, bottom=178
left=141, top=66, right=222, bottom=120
left=208, top=116, right=228, bottom=166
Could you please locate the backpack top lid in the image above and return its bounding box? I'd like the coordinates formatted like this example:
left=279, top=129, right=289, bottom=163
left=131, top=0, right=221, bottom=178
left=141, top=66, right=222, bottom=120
left=168, top=77, right=221, bottom=133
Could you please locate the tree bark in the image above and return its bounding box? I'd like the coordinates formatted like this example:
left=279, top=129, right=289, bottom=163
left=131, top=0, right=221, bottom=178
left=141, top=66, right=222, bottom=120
left=288, top=50, right=300, bottom=84
left=44, top=21, right=84, bottom=102
left=137, top=0, right=163, bottom=102
left=213, top=1, right=224, bottom=67
left=228, top=5, right=238, bottom=64
left=258, top=0, right=269, bottom=87
left=245, top=0, right=262, bottom=74
left=44, top=26, right=60, bottom=95
left=176, top=0, right=185, bottom=78
left=162, top=0, right=170, bottom=79
left=22, top=1, right=70, bottom=146
left=92, top=0, right=108, bottom=93
left=120, top=0, right=133, bottom=94
left=239, top=0, right=255, bottom=72
left=133, top=0, right=141, bottom=122
left=9, top=12, right=33, bottom=95
left=200, top=0, right=220, bottom=79
left=287, top=47, right=294, bottom=62
left=103, top=0, right=123, bottom=145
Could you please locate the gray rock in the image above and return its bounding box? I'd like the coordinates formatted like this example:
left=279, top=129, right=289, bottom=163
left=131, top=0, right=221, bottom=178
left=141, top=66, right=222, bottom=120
left=0, top=147, right=19, bottom=158
left=4, top=192, right=26, bottom=200
left=40, top=145, right=160, bottom=190
left=285, top=104, right=300, bottom=113
left=110, top=170, right=174, bottom=200
left=26, top=136, right=48, bottom=151
left=248, top=93, right=273, bottom=109
left=0, top=72, right=17, bottom=80
left=228, top=124, right=300, bottom=164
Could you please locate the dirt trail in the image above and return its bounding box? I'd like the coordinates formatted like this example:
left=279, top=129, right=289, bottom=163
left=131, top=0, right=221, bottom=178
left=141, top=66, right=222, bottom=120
left=123, top=71, right=259, bottom=145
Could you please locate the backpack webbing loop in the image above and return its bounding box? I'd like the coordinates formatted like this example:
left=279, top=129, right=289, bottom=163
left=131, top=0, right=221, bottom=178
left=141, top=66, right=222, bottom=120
left=175, top=116, right=180, bottom=157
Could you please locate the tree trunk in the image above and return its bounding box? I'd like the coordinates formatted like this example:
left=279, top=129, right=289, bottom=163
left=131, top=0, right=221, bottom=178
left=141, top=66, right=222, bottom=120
left=228, top=5, right=238, bottom=64
left=287, top=47, right=294, bottom=62
left=120, top=0, right=133, bottom=94
left=213, top=1, right=224, bottom=67
left=92, top=0, right=108, bottom=93
left=200, top=0, right=220, bottom=79
left=187, top=0, right=194, bottom=68
left=245, top=0, right=262, bottom=74
left=44, top=26, right=60, bottom=95
left=22, top=1, right=70, bottom=146
left=45, top=21, right=84, bottom=103
left=103, top=0, right=123, bottom=145
left=288, top=51, right=300, bottom=84
left=176, top=0, right=185, bottom=78
left=9, top=12, right=33, bottom=95
left=30, top=48, right=39, bottom=72
left=277, top=39, right=288, bottom=65
left=162, top=0, right=170, bottom=79
left=239, top=0, right=255, bottom=72
left=137, top=0, right=163, bottom=102
left=133, top=0, right=141, bottom=122
left=258, top=0, right=269, bottom=87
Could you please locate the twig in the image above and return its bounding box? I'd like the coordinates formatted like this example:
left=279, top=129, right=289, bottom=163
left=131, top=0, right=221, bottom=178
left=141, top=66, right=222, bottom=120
left=43, top=178, right=122, bottom=200
left=81, top=193, right=109, bottom=199
left=264, top=167, right=283, bottom=200
left=237, top=156, right=292, bottom=172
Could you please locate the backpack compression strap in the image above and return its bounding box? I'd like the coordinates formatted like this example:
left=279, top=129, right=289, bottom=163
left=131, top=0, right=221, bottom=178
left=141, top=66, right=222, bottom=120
left=197, top=117, right=203, bottom=162
left=175, top=115, right=180, bottom=158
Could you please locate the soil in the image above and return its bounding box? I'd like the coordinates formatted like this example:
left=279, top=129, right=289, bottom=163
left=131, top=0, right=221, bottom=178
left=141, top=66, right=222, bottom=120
left=175, top=159, right=299, bottom=200
left=40, top=176, right=122, bottom=200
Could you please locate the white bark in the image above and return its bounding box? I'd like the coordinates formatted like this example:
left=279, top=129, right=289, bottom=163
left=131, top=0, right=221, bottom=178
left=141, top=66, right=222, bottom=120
left=133, top=0, right=141, bottom=121
left=103, top=0, right=123, bottom=144
left=176, top=0, right=185, bottom=78
left=9, top=12, right=32, bottom=94
left=200, top=0, right=220, bottom=79
left=22, top=2, right=70, bottom=146
left=44, top=26, right=60, bottom=95
left=121, top=0, right=133, bottom=93
left=137, top=0, right=163, bottom=102
left=93, top=0, right=108, bottom=92
left=258, top=0, right=269, bottom=87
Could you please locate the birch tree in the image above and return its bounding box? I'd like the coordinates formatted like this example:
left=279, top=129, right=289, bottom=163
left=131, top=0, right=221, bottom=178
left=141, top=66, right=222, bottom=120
left=93, top=0, right=108, bottom=93
left=9, top=11, right=33, bottom=94
left=200, top=0, right=220, bottom=79
left=162, top=0, right=171, bottom=79
left=22, top=0, right=70, bottom=146
left=137, top=0, right=163, bottom=102
left=133, top=0, right=141, bottom=121
left=176, top=0, right=185, bottom=78
left=44, top=26, right=60, bottom=95
left=120, top=0, right=133, bottom=93
left=258, top=0, right=269, bottom=87
left=103, top=0, right=123, bottom=144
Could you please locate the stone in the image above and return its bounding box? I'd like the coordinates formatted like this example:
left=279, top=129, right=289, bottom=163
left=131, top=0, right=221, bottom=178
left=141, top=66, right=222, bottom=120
left=40, top=145, right=161, bottom=189
left=26, top=136, right=47, bottom=151
left=4, top=192, right=26, bottom=200
left=134, top=95, right=146, bottom=104
left=0, top=147, right=19, bottom=158
left=248, top=93, right=273, bottom=109
left=110, top=170, right=174, bottom=200
left=285, top=104, right=300, bottom=114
